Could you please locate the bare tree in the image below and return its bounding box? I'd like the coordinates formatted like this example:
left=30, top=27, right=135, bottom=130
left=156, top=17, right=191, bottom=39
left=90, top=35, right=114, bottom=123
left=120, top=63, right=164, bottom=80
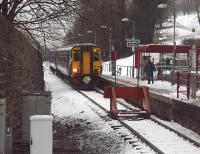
left=126, top=0, right=167, bottom=44
left=195, top=0, right=200, bottom=25
left=64, top=0, right=128, bottom=59
left=0, top=0, right=82, bottom=47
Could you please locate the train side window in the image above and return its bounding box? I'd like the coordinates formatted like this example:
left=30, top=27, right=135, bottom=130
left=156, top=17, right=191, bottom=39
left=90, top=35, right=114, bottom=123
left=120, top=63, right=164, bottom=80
left=73, top=52, right=80, bottom=61
left=94, top=53, right=100, bottom=61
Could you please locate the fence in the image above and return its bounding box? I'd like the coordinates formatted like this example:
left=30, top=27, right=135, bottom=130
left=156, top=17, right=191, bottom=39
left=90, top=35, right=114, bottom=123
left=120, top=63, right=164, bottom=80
left=177, top=72, right=200, bottom=100
left=103, top=62, right=200, bottom=100
left=103, top=63, right=134, bottom=78
left=103, top=62, right=172, bottom=80
left=103, top=62, right=190, bottom=80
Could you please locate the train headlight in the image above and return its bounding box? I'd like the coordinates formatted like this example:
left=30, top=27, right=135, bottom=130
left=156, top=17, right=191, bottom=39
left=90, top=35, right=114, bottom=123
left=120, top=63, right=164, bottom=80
left=73, top=68, right=78, bottom=73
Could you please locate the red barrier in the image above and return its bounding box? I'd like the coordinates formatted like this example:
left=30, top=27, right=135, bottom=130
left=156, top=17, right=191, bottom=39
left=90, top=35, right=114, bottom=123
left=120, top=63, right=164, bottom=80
left=104, top=86, right=151, bottom=119
left=111, top=51, right=118, bottom=61
left=177, top=72, right=180, bottom=98
left=142, top=86, right=151, bottom=113
left=187, top=73, right=190, bottom=100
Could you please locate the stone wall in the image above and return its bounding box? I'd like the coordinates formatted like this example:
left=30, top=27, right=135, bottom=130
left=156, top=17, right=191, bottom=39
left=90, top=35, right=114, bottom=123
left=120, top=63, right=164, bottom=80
left=150, top=92, right=173, bottom=120
left=150, top=94, right=200, bottom=135
left=172, top=99, right=200, bottom=135
left=0, top=14, right=44, bottom=143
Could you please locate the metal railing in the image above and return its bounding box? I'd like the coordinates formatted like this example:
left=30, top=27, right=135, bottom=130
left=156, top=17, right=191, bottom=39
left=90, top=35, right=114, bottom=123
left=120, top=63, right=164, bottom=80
left=177, top=72, right=200, bottom=100
left=103, top=63, right=134, bottom=77
left=103, top=62, right=200, bottom=99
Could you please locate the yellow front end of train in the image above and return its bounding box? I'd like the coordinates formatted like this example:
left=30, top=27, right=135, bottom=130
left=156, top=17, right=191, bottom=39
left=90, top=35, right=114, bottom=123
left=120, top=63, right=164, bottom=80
left=70, top=44, right=102, bottom=87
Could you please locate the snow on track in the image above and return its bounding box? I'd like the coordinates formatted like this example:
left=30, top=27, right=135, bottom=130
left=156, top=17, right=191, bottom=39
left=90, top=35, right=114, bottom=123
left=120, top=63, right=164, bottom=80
left=81, top=90, right=200, bottom=154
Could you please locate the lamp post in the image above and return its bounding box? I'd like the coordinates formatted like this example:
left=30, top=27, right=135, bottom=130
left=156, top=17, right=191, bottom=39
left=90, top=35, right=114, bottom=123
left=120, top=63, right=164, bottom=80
left=40, top=19, right=47, bottom=60
left=121, top=17, right=135, bottom=78
left=157, top=1, right=176, bottom=75
left=100, top=25, right=116, bottom=76
left=77, top=33, right=83, bottom=43
left=87, top=30, right=96, bottom=44
left=100, top=25, right=112, bottom=61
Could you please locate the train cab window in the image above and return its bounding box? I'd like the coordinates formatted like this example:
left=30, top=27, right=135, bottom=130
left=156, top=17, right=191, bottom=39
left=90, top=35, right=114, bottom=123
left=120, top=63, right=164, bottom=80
left=73, top=52, right=80, bottom=61
left=94, top=53, right=100, bottom=61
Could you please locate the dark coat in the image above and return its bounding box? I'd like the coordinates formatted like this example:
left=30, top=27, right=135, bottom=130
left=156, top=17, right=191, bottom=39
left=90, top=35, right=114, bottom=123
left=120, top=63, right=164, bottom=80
left=144, top=62, right=156, bottom=75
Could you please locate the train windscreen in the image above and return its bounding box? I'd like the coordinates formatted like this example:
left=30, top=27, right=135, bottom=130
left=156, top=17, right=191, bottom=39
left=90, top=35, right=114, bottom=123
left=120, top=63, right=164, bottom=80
left=73, top=52, right=80, bottom=61
left=93, top=53, right=100, bottom=61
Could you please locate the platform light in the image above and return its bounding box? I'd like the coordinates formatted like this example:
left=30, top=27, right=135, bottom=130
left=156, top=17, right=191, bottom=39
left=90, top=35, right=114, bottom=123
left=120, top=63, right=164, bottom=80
left=157, top=1, right=176, bottom=77
left=121, top=17, right=136, bottom=78
left=87, top=30, right=97, bottom=44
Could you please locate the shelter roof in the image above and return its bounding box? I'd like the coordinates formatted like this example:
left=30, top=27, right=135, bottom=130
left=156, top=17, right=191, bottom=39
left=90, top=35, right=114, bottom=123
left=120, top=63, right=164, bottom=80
left=137, top=44, right=192, bottom=53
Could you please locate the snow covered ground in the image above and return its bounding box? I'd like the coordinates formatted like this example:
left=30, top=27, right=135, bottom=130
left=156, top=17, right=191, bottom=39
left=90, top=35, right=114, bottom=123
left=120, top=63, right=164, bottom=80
left=44, top=68, right=152, bottom=153
left=160, top=13, right=200, bottom=44
left=44, top=63, right=200, bottom=153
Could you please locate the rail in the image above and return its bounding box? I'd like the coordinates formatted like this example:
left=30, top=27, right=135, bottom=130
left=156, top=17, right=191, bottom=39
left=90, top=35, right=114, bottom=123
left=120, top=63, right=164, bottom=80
left=78, top=88, right=200, bottom=154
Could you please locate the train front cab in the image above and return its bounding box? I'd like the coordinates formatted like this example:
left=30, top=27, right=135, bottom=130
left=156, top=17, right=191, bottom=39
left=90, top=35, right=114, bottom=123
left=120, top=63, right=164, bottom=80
left=70, top=45, right=102, bottom=87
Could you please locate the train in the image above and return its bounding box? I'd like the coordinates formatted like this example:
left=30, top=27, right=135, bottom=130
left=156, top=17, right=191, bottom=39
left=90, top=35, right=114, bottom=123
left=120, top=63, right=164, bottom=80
left=49, top=43, right=102, bottom=88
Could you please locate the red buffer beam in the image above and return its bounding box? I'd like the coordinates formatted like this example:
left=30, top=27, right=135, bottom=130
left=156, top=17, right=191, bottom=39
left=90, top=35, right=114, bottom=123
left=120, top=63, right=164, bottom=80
left=104, top=86, right=151, bottom=119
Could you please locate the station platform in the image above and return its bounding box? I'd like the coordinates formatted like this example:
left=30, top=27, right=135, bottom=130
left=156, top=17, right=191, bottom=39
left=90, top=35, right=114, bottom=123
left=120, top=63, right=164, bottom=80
left=100, top=74, right=200, bottom=137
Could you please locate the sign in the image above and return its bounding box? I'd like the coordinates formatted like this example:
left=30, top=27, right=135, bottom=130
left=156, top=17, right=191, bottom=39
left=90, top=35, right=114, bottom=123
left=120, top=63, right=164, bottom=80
left=126, top=39, right=140, bottom=48
left=153, top=35, right=160, bottom=44
left=111, top=51, right=118, bottom=61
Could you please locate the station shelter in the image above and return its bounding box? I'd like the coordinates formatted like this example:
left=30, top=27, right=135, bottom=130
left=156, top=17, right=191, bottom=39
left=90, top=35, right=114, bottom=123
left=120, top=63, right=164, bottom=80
left=134, top=44, right=200, bottom=79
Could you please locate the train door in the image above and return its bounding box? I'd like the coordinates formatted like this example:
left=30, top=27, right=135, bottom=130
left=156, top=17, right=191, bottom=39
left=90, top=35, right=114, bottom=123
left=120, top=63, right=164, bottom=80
left=71, top=47, right=80, bottom=77
left=82, top=50, right=91, bottom=75
left=93, top=48, right=102, bottom=75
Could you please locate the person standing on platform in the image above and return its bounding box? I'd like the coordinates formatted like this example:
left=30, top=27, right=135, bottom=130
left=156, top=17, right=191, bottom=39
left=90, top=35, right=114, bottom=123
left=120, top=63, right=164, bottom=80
left=144, top=59, right=156, bottom=84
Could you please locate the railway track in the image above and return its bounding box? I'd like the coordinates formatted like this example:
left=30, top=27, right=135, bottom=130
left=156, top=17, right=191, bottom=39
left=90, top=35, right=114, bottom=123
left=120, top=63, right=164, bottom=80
left=45, top=62, right=200, bottom=153
left=95, top=88, right=200, bottom=147
left=78, top=89, right=200, bottom=154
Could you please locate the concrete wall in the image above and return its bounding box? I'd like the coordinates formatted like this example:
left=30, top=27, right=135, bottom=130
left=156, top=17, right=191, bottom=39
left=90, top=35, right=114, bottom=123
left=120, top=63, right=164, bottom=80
left=150, top=92, right=173, bottom=120
left=149, top=92, right=200, bottom=135
left=172, top=99, right=200, bottom=135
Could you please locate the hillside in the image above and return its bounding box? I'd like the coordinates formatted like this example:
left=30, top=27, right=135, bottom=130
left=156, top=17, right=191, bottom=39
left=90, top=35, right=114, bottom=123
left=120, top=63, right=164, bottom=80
left=159, top=13, right=200, bottom=45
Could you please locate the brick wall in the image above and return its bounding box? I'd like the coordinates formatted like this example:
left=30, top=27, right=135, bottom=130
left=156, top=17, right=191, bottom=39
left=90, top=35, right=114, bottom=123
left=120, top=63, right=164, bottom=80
left=0, top=14, right=44, bottom=143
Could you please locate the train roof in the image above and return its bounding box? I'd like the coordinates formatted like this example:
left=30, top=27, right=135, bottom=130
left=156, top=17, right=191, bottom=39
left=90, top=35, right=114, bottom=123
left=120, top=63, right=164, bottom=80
left=51, top=43, right=97, bottom=52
